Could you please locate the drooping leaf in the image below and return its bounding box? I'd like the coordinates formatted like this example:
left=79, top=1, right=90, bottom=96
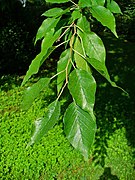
left=35, top=17, right=60, bottom=44
left=57, top=49, right=71, bottom=94
left=86, top=57, right=117, bottom=87
left=90, top=5, right=118, bottom=37
left=22, top=29, right=61, bottom=85
left=63, top=102, right=96, bottom=160
left=21, top=78, right=50, bottom=110
left=74, top=36, right=91, bottom=72
left=68, top=69, right=96, bottom=115
left=28, top=100, right=60, bottom=146
left=46, top=0, right=69, bottom=3
left=78, top=0, right=92, bottom=8
left=107, top=0, right=122, bottom=14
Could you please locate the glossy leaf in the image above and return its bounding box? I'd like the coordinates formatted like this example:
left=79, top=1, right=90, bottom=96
left=22, top=78, right=50, bottom=110
left=83, top=32, right=106, bottom=62
left=74, top=36, right=91, bottom=72
left=57, top=49, right=71, bottom=94
left=46, top=0, right=69, bottom=3
left=68, top=69, right=96, bottom=115
left=35, top=17, right=60, bottom=44
left=64, top=102, right=96, bottom=160
left=107, top=0, right=122, bottom=14
left=90, top=5, right=118, bottom=37
left=28, top=100, right=60, bottom=146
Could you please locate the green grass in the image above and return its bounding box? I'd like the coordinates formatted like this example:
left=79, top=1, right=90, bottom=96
left=0, top=35, right=135, bottom=179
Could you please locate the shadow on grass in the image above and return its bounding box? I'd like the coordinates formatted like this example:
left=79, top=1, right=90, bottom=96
left=93, top=33, right=135, bottom=167
left=99, top=167, right=119, bottom=180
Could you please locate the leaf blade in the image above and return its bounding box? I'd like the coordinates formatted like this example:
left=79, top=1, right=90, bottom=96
left=28, top=100, right=60, bottom=146
left=90, top=5, right=118, bottom=37
left=64, top=102, right=96, bottom=160
left=22, top=78, right=50, bottom=110
left=68, top=69, right=96, bottom=115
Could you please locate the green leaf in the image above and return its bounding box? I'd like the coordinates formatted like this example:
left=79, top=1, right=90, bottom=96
left=42, top=8, right=64, bottom=17
left=28, top=100, right=60, bottom=146
left=95, top=0, right=105, bottom=6
left=57, top=49, right=71, bottom=94
left=22, top=29, right=61, bottom=85
left=68, top=69, right=96, bottom=115
left=83, top=32, right=106, bottom=62
left=35, top=17, right=60, bottom=44
left=63, top=102, right=96, bottom=160
left=74, top=36, right=91, bottom=72
left=71, top=9, right=82, bottom=21
left=46, top=0, right=69, bottom=3
left=21, top=78, right=50, bottom=110
left=90, top=5, right=118, bottom=37
left=86, top=57, right=117, bottom=87
left=78, top=0, right=92, bottom=8
left=77, top=16, right=91, bottom=33
left=107, top=0, right=122, bottom=14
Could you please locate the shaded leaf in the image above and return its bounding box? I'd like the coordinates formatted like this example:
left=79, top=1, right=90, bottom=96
left=77, top=16, right=91, bottom=33
left=57, top=49, right=71, bottom=94
left=22, top=29, right=61, bottom=85
left=68, top=69, right=96, bottom=115
left=86, top=57, right=117, bottom=87
left=64, top=102, right=96, bottom=160
left=107, top=0, right=122, bottom=14
left=71, top=9, right=82, bottom=21
left=78, top=0, right=92, bottom=8
left=90, top=5, right=118, bottom=37
left=22, top=78, right=50, bottom=110
left=74, top=36, right=91, bottom=72
left=95, top=0, right=105, bottom=6
left=42, top=8, right=64, bottom=17
left=28, top=100, right=60, bottom=146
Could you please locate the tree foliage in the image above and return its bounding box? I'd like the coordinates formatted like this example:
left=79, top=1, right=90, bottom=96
left=22, top=0, right=122, bottom=160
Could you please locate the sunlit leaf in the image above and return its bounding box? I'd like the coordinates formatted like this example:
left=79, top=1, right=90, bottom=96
left=64, top=102, right=96, bottom=160
left=83, top=32, right=106, bottom=62
left=90, top=5, right=118, bottom=37
left=68, top=69, right=96, bottom=115
left=28, top=100, right=60, bottom=146
left=35, top=17, right=60, bottom=44
left=22, top=78, right=50, bottom=110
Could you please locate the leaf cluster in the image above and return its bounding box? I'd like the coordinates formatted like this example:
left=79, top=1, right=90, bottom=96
left=21, top=0, right=123, bottom=159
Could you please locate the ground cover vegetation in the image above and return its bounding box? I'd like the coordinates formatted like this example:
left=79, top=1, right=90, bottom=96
left=0, top=0, right=135, bottom=179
